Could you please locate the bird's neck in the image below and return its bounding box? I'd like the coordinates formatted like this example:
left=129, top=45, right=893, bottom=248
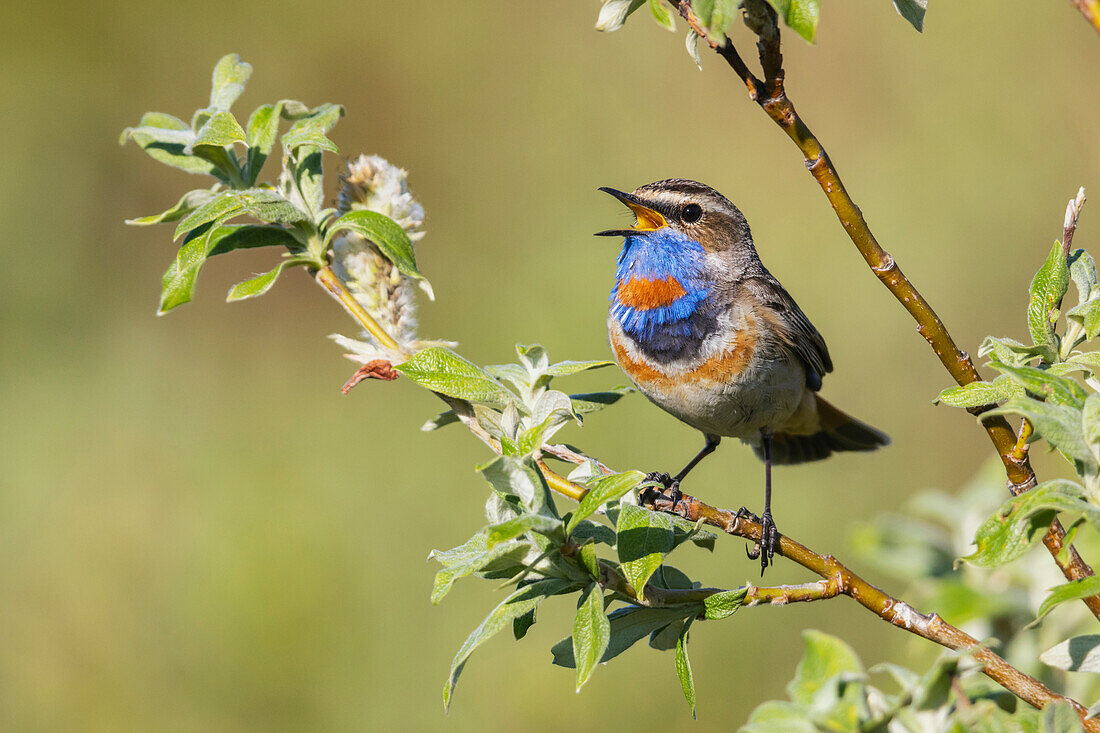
left=610, top=231, right=717, bottom=362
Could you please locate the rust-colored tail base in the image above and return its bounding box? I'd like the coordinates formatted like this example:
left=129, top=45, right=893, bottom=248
left=754, top=395, right=890, bottom=465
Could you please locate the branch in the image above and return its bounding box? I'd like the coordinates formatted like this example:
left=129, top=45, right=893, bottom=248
left=1070, top=0, right=1100, bottom=35
left=675, top=0, right=1100, bottom=621
left=637, top=483, right=1098, bottom=727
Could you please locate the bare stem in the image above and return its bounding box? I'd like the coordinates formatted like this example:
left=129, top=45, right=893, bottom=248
left=675, top=0, right=1100, bottom=622
left=314, top=265, right=404, bottom=353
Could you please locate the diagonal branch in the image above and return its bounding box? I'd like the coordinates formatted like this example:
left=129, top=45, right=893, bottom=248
left=675, top=0, right=1100, bottom=621
left=637, top=483, right=1098, bottom=727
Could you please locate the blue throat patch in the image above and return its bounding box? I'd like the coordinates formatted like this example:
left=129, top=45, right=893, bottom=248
left=609, top=229, right=717, bottom=362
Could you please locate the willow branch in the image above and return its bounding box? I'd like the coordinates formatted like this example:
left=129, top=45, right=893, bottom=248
left=1071, top=0, right=1100, bottom=35
left=675, top=0, right=1100, bottom=620
left=637, top=483, right=1097, bottom=727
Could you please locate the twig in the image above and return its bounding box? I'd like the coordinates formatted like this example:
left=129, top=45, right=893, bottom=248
left=638, top=483, right=1097, bottom=727
left=1070, top=0, right=1100, bottom=35
left=675, top=0, right=1100, bottom=621
left=1065, top=187, right=1088, bottom=258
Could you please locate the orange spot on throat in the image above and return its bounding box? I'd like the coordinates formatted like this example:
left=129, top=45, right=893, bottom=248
left=615, top=276, right=687, bottom=310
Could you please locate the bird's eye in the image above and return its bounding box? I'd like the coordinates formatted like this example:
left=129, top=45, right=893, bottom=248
left=681, top=203, right=703, bottom=224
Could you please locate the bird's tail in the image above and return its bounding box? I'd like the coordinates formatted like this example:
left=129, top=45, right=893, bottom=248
left=753, top=394, right=890, bottom=465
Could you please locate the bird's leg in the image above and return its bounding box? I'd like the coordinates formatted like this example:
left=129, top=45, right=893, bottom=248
left=758, top=433, right=780, bottom=575
left=645, top=434, right=721, bottom=503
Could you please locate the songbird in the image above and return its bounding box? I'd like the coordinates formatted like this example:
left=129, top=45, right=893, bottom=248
left=597, top=179, right=889, bottom=572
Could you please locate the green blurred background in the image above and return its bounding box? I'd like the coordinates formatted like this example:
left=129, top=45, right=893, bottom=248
left=3, top=1, right=1099, bottom=730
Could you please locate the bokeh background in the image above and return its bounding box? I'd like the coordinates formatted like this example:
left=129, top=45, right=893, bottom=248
left=4, top=2, right=1100, bottom=730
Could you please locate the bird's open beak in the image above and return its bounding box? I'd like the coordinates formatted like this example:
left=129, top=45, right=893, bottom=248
left=595, top=187, right=668, bottom=237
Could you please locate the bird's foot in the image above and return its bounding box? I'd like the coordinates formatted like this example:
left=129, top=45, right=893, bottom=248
left=737, top=507, right=779, bottom=575
left=642, top=472, right=683, bottom=507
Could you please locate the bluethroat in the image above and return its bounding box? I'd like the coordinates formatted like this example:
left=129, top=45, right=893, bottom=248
left=597, top=179, right=889, bottom=573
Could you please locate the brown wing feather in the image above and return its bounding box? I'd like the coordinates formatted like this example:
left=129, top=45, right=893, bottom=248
left=743, top=274, right=832, bottom=388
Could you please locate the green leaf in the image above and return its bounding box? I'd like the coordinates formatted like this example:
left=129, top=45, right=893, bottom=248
left=786, top=630, right=864, bottom=708
left=188, top=111, right=247, bottom=150
left=891, top=0, right=927, bottom=32
left=1037, top=576, right=1100, bottom=623
left=962, top=480, right=1096, bottom=568
left=1067, top=299, right=1100, bottom=341
left=287, top=147, right=325, bottom=219
left=675, top=617, right=696, bottom=718
left=566, top=470, right=645, bottom=535
left=394, top=348, right=515, bottom=407
left=234, top=188, right=309, bottom=225
left=1068, top=351, right=1100, bottom=376
left=479, top=455, right=550, bottom=515
left=980, top=335, right=1057, bottom=366
left=989, top=361, right=1086, bottom=407
left=648, top=0, right=676, bottom=30
left=173, top=191, right=242, bottom=240
left=1085, top=394, right=1100, bottom=466
left=428, top=531, right=526, bottom=604
left=1040, top=635, right=1100, bottom=673
left=485, top=514, right=560, bottom=548
left=570, top=520, right=618, bottom=548
left=1028, top=241, right=1069, bottom=350
left=616, top=504, right=675, bottom=600
left=545, top=360, right=614, bottom=377
left=703, top=588, right=748, bottom=620
left=121, top=113, right=219, bottom=178
left=208, top=53, right=252, bottom=111
left=691, top=0, right=741, bottom=43
left=765, top=0, right=821, bottom=43
left=578, top=543, right=601, bottom=579
left=513, top=608, right=537, bottom=640
left=742, top=701, right=817, bottom=733
left=551, top=606, right=697, bottom=668
left=160, top=221, right=289, bottom=313
left=1042, top=701, right=1086, bottom=732
left=325, top=209, right=426, bottom=283
left=443, top=578, right=571, bottom=710
left=595, top=0, right=645, bottom=31
left=573, top=584, right=611, bottom=691
left=126, top=188, right=218, bottom=225
left=935, top=376, right=1015, bottom=408
left=244, top=103, right=282, bottom=184
left=226, top=257, right=309, bottom=302
left=280, top=102, right=344, bottom=154
left=570, top=387, right=633, bottom=415
left=985, top=398, right=1094, bottom=466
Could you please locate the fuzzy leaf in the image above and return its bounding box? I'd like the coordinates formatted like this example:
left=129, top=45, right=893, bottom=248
left=962, top=480, right=1096, bottom=568
left=173, top=191, right=243, bottom=240
left=394, top=348, right=515, bottom=407
left=989, top=361, right=1086, bottom=407
left=485, top=513, right=560, bottom=548
left=703, top=588, right=748, bottom=620
left=765, top=0, right=821, bottom=43
left=891, top=0, right=927, bottom=31
left=126, top=188, right=218, bottom=225
left=280, top=103, right=344, bottom=154
left=479, top=455, right=550, bottom=515
left=1028, top=241, right=1069, bottom=350
left=188, top=111, right=247, bottom=150
left=1040, top=635, right=1100, bottom=674
left=429, top=531, right=524, bottom=604
left=226, top=257, right=309, bottom=302
left=566, top=470, right=646, bottom=535
left=786, top=630, right=864, bottom=707
left=551, top=606, right=697, bottom=668
left=1068, top=299, right=1100, bottom=341
left=595, top=0, right=646, bottom=31
left=675, top=617, right=696, bottom=717
left=545, top=359, right=614, bottom=377
left=648, top=0, right=676, bottom=30
left=208, top=53, right=252, bottom=111
left=244, top=103, right=282, bottom=184
left=325, top=209, right=425, bottom=282
left=616, top=504, right=675, bottom=600
left=121, top=113, right=218, bottom=178
left=1037, top=576, right=1100, bottom=623
left=935, top=376, right=1014, bottom=408
left=573, top=584, right=611, bottom=691
left=570, top=387, right=633, bottom=415
left=443, top=578, right=571, bottom=709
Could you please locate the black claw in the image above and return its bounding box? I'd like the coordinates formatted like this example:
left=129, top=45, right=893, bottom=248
left=644, top=471, right=674, bottom=488
left=758, top=511, right=780, bottom=576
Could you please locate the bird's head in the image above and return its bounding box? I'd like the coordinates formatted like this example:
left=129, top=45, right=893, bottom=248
left=596, top=178, right=755, bottom=259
